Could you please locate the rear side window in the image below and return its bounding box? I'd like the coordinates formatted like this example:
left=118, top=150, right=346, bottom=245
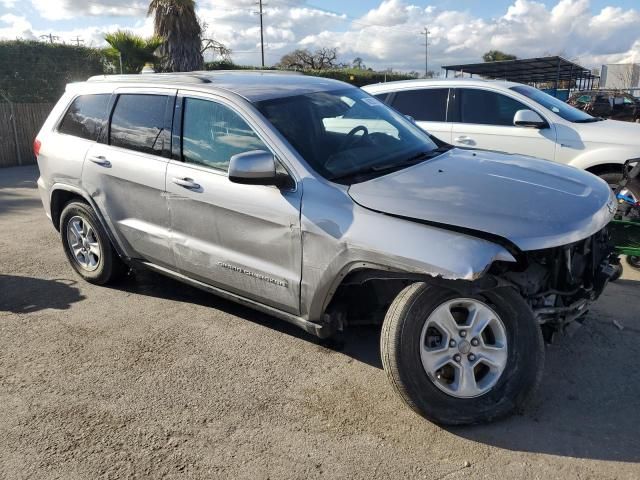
left=58, top=94, right=110, bottom=141
left=181, top=97, right=267, bottom=171
left=109, top=94, right=169, bottom=156
left=459, top=89, right=527, bottom=126
left=390, top=89, right=449, bottom=122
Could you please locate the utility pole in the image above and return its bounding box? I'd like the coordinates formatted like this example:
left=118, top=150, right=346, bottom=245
left=421, top=27, right=430, bottom=78
left=71, top=36, right=84, bottom=47
left=40, top=33, right=60, bottom=44
left=254, top=0, right=265, bottom=68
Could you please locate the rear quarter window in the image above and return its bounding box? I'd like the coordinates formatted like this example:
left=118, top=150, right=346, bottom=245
left=58, top=94, right=110, bottom=141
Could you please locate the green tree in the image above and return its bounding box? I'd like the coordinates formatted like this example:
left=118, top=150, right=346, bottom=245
left=482, top=50, right=517, bottom=62
left=148, top=0, right=204, bottom=72
left=104, top=30, right=162, bottom=74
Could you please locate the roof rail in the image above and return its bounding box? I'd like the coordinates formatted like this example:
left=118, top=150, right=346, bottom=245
left=87, top=70, right=303, bottom=84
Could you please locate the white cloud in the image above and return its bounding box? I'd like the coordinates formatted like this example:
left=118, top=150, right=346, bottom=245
left=0, top=0, right=638, bottom=72
left=29, top=0, right=147, bottom=21
left=300, top=0, right=640, bottom=72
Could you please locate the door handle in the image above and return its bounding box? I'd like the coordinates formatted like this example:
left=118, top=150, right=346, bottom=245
left=88, top=155, right=111, bottom=167
left=454, top=136, right=474, bottom=145
left=172, top=177, right=201, bottom=190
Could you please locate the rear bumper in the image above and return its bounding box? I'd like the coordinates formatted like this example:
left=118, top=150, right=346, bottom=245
left=37, top=176, right=52, bottom=220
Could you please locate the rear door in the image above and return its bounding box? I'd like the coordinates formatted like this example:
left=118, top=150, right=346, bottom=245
left=166, top=92, right=302, bottom=314
left=387, top=88, right=452, bottom=143
left=450, top=88, right=557, bottom=160
left=82, top=88, right=176, bottom=268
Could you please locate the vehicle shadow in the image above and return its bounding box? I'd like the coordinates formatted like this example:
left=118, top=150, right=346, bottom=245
left=113, top=269, right=639, bottom=462
left=112, top=268, right=383, bottom=369
left=449, top=278, right=640, bottom=463
left=0, top=275, right=85, bottom=313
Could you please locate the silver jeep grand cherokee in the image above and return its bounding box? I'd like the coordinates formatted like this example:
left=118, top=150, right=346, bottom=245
left=36, top=72, right=616, bottom=425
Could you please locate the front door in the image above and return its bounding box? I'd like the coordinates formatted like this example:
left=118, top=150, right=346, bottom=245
left=166, top=93, right=302, bottom=314
left=450, top=88, right=557, bottom=161
left=82, top=89, right=176, bottom=268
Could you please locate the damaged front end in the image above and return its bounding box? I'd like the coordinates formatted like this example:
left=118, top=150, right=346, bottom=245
left=492, top=227, right=616, bottom=340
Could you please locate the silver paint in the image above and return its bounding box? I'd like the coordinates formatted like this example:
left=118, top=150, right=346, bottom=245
left=36, top=73, right=616, bottom=332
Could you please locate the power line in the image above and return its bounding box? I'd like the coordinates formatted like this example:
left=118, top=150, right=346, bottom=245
left=39, top=33, right=60, bottom=44
left=421, top=27, right=431, bottom=78
left=70, top=36, right=84, bottom=47
left=254, top=0, right=266, bottom=68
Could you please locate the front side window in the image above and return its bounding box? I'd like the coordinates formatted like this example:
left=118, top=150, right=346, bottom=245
left=58, top=94, right=110, bottom=141
left=459, top=89, right=528, bottom=126
left=109, top=94, right=169, bottom=155
left=510, top=85, right=597, bottom=123
left=181, top=98, right=267, bottom=171
left=391, top=88, right=449, bottom=122
left=256, top=88, right=440, bottom=183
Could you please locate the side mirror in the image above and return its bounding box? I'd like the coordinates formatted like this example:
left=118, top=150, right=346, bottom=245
left=229, top=150, right=284, bottom=187
left=513, top=109, right=547, bottom=129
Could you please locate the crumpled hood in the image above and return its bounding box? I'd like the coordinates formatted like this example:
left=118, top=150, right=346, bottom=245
left=348, top=148, right=616, bottom=251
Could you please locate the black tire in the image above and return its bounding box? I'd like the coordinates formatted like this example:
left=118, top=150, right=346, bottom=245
left=627, top=256, right=640, bottom=270
left=610, top=263, right=623, bottom=282
left=599, top=170, right=640, bottom=201
left=380, top=282, right=544, bottom=425
left=60, top=201, right=127, bottom=285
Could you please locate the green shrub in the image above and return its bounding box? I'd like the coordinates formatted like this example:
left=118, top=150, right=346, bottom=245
left=204, top=61, right=415, bottom=86
left=0, top=40, right=108, bottom=103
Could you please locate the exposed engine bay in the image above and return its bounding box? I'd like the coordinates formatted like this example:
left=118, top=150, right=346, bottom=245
left=492, top=227, right=615, bottom=339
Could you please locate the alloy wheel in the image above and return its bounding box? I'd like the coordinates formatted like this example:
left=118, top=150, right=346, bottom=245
left=66, top=215, right=101, bottom=272
left=420, top=298, right=508, bottom=398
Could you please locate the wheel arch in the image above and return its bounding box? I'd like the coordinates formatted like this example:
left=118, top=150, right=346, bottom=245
left=50, top=184, right=128, bottom=261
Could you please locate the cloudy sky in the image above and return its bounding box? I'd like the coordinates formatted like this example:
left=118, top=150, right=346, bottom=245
left=1, top=0, right=639, bottom=73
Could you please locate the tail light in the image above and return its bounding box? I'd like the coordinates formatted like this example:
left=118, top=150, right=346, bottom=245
left=33, top=138, right=41, bottom=157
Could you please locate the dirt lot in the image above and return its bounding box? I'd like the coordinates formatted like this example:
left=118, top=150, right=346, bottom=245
left=1, top=165, right=639, bottom=480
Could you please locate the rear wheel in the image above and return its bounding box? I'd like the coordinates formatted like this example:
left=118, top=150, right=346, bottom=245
left=60, top=201, right=126, bottom=285
left=627, top=256, right=640, bottom=270
left=380, top=282, right=544, bottom=425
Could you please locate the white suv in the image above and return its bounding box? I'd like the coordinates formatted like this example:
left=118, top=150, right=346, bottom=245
left=363, top=79, right=640, bottom=198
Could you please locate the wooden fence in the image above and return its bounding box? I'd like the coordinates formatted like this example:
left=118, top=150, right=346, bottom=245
left=0, top=103, right=53, bottom=168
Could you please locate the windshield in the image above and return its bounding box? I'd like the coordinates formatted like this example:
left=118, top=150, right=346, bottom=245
left=510, top=85, right=598, bottom=123
left=255, top=88, right=440, bottom=183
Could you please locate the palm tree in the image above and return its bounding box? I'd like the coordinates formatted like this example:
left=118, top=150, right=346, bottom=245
left=104, top=30, right=162, bottom=74
left=148, top=0, right=204, bottom=72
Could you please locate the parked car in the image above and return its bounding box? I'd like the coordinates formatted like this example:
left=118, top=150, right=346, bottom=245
left=363, top=79, right=640, bottom=199
left=36, top=72, right=616, bottom=425
left=567, top=90, right=640, bottom=123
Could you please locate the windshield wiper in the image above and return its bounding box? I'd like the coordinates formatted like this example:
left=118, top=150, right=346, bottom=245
left=371, top=147, right=451, bottom=172
left=331, top=147, right=450, bottom=183
left=574, top=117, right=605, bottom=123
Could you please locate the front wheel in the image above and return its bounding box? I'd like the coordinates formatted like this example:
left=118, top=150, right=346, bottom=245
left=599, top=170, right=640, bottom=203
left=380, top=283, right=544, bottom=425
left=627, top=256, right=640, bottom=270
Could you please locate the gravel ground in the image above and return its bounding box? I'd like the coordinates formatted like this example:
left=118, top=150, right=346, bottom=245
left=1, top=165, right=639, bottom=480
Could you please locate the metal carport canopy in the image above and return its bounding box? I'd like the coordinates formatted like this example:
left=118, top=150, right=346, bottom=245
left=442, top=56, right=596, bottom=84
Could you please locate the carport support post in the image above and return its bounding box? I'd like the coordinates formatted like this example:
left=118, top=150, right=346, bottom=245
left=554, top=58, right=561, bottom=98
